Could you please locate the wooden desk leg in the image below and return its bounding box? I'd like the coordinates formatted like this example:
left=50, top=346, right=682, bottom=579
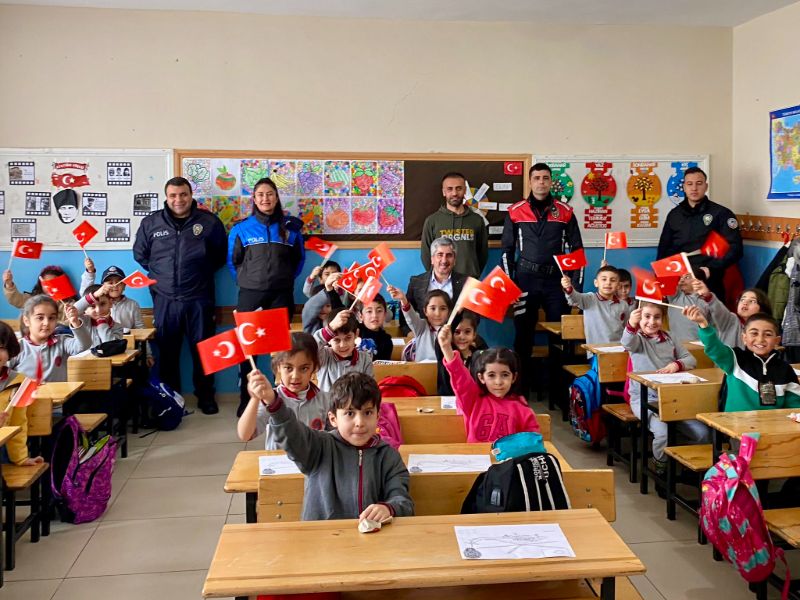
left=666, top=423, right=677, bottom=521
left=245, top=492, right=257, bottom=524
left=639, top=381, right=649, bottom=495
left=600, top=576, right=616, bottom=600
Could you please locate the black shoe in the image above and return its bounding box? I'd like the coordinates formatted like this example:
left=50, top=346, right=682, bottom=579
left=199, top=399, right=219, bottom=415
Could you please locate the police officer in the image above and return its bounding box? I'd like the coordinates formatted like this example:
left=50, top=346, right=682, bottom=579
left=657, top=167, right=743, bottom=300
left=501, top=163, right=583, bottom=396
left=133, top=176, right=227, bottom=414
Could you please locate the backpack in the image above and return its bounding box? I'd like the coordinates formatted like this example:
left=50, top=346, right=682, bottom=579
left=376, top=402, right=404, bottom=449
left=50, top=416, right=116, bottom=524
left=568, top=357, right=606, bottom=445
left=461, top=452, right=571, bottom=514
left=142, top=376, right=187, bottom=431
left=377, top=375, right=427, bottom=398
left=700, top=433, right=790, bottom=597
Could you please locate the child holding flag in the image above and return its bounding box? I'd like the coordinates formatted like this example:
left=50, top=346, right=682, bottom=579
left=561, top=265, right=627, bottom=347
left=3, top=265, right=77, bottom=326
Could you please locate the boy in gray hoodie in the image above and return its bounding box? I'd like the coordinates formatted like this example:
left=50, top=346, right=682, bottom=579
left=249, top=370, right=414, bottom=522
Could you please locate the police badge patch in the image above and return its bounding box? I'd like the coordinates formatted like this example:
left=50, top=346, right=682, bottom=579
left=193, top=223, right=203, bottom=236
left=703, top=214, right=713, bottom=226
left=727, top=217, right=738, bottom=229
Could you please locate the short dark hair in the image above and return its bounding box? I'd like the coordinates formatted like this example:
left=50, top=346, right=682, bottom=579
left=640, top=301, right=665, bottom=316
left=529, top=162, right=552, bottom=177
left=470, top=347, right=520, bottom=396
left=83, top=284, right=101, bottom=297
left=327, top=307, right=359, bottom=335
left=740, top=288, right=772, bottom=316
left=357, top=292, right=387, bottom=313
left=272, top=332, right=320, bottom=375
left=0, top=322, right=21, bottom=359
left=330, top=372, right=381, bottom=411
left=683, top=167, right=707, bottom=181
left=596, top=265, right=619, bottom=278
left=441, top=172, right=466, bottom=185
left=423, top=289, right=454, bottom=313
left=458, top=310, right=480, bottom=329
left=321, top=261, right=341, bottom=273
left=617, top=268, right=632, bottom=284
left=744, top=312, right=780, bottom=333
left=164, top=176, right=192, bottom=194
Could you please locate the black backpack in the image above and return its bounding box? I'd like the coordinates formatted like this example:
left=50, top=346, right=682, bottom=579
left=461, top=453, right=571, bottom=513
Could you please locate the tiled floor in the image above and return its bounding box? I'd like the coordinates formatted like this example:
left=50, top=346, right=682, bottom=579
left=1, top=396, right=790, bottom=599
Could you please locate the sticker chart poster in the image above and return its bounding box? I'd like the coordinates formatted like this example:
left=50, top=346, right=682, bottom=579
left=184, top=157, right=405, bottom=236
left=769, top=104, right=800, bottom=200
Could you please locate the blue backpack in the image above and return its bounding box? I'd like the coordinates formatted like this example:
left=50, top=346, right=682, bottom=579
left=568, top=356, right=606, bottom=445
left=142, top=377, right=187, bottom=431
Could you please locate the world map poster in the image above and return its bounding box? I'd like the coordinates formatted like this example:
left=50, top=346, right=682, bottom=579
left=769, top=104, right=800, bottom=200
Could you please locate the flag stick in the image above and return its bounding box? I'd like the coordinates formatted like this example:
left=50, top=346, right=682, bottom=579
left=634, top=296, right=684, bottom=310
left=81, top=247, right=89, bottom=259
left=381, top=274, right=391, bottom=288
left=349, top=286, right=365, bottom=311
left=602, top=235, right=608, bottom=263
left=248, top=355, right=258, bottom=371
left=6, top=255, right=12, bottom=272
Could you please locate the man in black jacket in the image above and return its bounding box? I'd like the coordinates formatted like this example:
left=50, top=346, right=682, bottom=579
left=133, top=177, right=227, bottom=414
left=657, top=167, right=743, bottom=301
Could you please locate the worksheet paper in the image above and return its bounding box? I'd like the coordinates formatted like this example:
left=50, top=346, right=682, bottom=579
left=454, top=524, right=576, bottom=560
left=407, top=454, right=491, bottom=473
left=639, top=373, right=707, bottom=384
left=440, top=396, right=457, bottom=409
left=595, top=345, right=626, bottom=353
left=259, top=455, right=301, bottom=476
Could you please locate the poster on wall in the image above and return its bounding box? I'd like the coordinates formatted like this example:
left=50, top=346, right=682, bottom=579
left=768, top=104, right=800, bottom=200
left=0, top=149, right=171, bottom=249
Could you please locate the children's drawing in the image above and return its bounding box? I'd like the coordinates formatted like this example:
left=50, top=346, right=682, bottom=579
left=211, top=160, right=241, bottom=196
left=378, top=161, right=404, bottom=197
left=325, top=161, right=351, bottom=196
left=454, top=524, right=576, bottom=560
left=324, top=197, right=351, bottom=234
left=269, top=160, right=297, bottom=196
left=297, top=161, right=324, bottom=196
left=299, top=198, right=324, bottom=234
left=214, top=196, right=247, bottom=233
left=240, top=159, right=270, bottom=196
left=351, top=197, right=378, bottom=234
left=377, top=197, right=403, bottom=234
left=282, top=195, right=299, bottom=218
left=183, top=158, right=212, bottom=195
left=351, top=161, right=378, bottom=196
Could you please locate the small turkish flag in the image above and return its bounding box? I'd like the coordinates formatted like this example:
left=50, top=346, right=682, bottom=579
left=72, top=221, right=98, bottom=248
left=197, top=329, right=245, bottom=375
left=121, top=271, right=157, bottom=288
left=233, top=308, right=291, bottom=357
left=304, top=236, right=338, bottom=260
left=700, top=230, right=730, bottom=259
left=554, top=248, right=587, bottom=272
left=367, top=243, right=396, bottom=272
left=605, top=231, right=628, bottom=250
left=632, top=268, right=664, bottom=304
left=355, top=276, right=382, bottom=306
left=651, top=253, right=692, bottom=280
left=12, top=240, right=43, bottom=259
left=7, top=352, right=42, bottom=411
left=353, top=261, right=380, bottom=281
left=484, top=267, right=523, bottom=306
left=40, top=274, right=77, bottom=301
left=503, top=161, right=523, bottom=176
left=459, top=279, right=508, bottom=322
left=336, top=262, right=361, bottom=295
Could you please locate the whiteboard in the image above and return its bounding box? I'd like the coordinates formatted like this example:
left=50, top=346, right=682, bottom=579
left=534, top=155, right=709, bottom=247
left=0, top=148, right=172, bottom=250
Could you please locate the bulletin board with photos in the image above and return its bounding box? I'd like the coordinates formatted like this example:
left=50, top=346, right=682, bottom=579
left=0, top=149, right=172, bottom=249
left=175, top=149, right=530, bottom=246
left=533, top=155, right=710, bottom=247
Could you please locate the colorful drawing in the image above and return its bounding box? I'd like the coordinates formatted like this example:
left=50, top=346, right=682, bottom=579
left=581, top=162, right=617, bottom=207
left=195, top=196, right=215, bottom=213
left=667, top=161, right=698, bottom=203
left=269, top=160, right=297, bottom=196
left=240, top=160, right=269, bottom=196
left=325, top=161, right=351, bottom=196
left=282, top=196, right=299, bottom=219
left=297, top=161, right=324, bottom=196
left=211, top=160, right=241, bottom=196
left=378, top=161, right=404, bottom=197
left=378, top=198, right=404, bottom=234
left=627, top=162, right=662, bottom=207
left=183, top=159, right=212, bottom=195
left=548, top=162, right=575, bottom=203
left=214, top=196, right=247, bottom=233
left=351, top=161, right=378, bottom=196
left=351, top=197, right=378, bottom=234
left=324, top=198, right=352, bottom=234
left=299, top=198, right=323, bottom=234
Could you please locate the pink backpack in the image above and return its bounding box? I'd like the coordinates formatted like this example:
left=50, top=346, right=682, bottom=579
left=699, top=433, right=789, bottom=598
left=376, top=402, right=404, bottom=449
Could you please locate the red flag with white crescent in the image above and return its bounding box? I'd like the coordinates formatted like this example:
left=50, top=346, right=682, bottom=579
left=367, top=243, right=396, bottom=272
left=233, top=308, right=291, bottom=357
left=632, top=268, right=664, bottom=304
left=554, top=248, right=587, bottom=272
left=700, top=230, right=731, bottom=260
left=605, top=231, right=628, bottom=250
left=651, top=253, right=692, bottom=279
left=304, top=236, right=338, bottom=260
left=121, top=271, right=157, bottom=288
left=197, top=329, right=246, bottom=375
left=12, top=240, right=43, bottom=259
left=72, top=220, right=98, bottom=249
left=355, top=276, right=382, bottom=306
left=40, top=274, right=77, bottom=301
left=483, top=266, right=523, bottom=306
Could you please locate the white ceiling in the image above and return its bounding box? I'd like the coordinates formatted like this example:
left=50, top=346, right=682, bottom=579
left=2, top=0, right=797, bottom=26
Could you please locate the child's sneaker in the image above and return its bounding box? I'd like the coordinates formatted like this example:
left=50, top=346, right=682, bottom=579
left=648, top=457, right=667, bottom=476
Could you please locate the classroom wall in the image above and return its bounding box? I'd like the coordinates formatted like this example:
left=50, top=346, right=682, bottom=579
left=732, top=0, right=800, bottom=215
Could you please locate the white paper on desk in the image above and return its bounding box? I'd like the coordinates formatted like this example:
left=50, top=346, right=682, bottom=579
left=440, top=396, right=457, bottom=410
left=407, top=454, right=490, bottom=473
left=391, top=338, right=406, bottom=346
left=794, top=369, right=800, bottom=377
left=595, top=345, right=626, bottom=353
left=454, top=524, right=575, bottom=560
left=640, top=373, right=708, bottom=384
left=689, top=341, right=705, bottom=347
left=74, top=348, right=93, bottom=357
left=259, top=455, right=301, bottom=476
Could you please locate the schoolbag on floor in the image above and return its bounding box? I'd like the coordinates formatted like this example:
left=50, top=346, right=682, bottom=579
left=700, top=433, right=790, bottom=598
left=50, top=416, right=116, bottom=524
left=142, top=376, right=187, bottom=431
left=461, top=452, right=571, bottom=513
left=568, top=357, right=606, bottom=445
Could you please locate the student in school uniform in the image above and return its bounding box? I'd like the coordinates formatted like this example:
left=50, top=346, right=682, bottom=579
left=312, top=308, right=373, bottom=392
left=74, top=283, right=124, bottom=347
left=561, top=265, right=627, bottom=347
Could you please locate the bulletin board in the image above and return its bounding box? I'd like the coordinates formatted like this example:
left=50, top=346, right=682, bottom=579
left=174, top=150, right=530, bottom=246
left=0, top=148, right=172, bottom=249
left=534, top=155, right=709, bottom=247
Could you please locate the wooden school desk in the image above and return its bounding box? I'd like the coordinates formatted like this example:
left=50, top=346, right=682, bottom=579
left=0, top=426, right=21, bottom=587
left=226, top=440, right=569, bottom=523
left=627, top=368, right=723, bottom=494
left=33, top=382, right=86, bottom=407
left=68, top=348, right=140, bottom=368
left=202, top=510, right=645, bottom=599
left=581, top=344, right=628, bottom=384
left=680, top=341, right=714, bottom=369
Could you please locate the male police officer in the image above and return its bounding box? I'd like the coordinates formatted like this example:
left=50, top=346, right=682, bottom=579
left=501, top=163, right=583, bottom=396
left=134, top=177, right=227, bottom=414
left=657, top=167, right=743, bottom=300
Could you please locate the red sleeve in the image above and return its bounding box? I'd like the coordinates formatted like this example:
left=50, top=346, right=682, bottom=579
left=520, top=405, right=541, bottom=433
left=443, top=353, right=481, bottom=417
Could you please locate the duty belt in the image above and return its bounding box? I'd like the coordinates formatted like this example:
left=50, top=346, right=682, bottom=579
left=517, top=258, right=557, bottom=276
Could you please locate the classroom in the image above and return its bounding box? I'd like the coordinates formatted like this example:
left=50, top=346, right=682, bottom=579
left=1, top=0, right=800, bottom=599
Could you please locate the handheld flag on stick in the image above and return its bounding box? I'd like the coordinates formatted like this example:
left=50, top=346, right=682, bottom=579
left=349, top=276, right=382, bottom=311
left=651, top=252, right=693, bottom=280
left=233, top=308, right=292, bottom=358
left=603, top=231, right=628, bottom=262
left=4, top=352, right=42, bottom=413
left=304, top=237, right=338, bottom=268
left=197, top=329, right=246, bottom=376
left=72, top=221, right=98, bottom=258
left=553, top=248, right=587, bottom=275
left=40, top=274, right=77, bottom=301
left=121, top=271, right=157, bottom=288
left=7, top=240, right=43, bottom=270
